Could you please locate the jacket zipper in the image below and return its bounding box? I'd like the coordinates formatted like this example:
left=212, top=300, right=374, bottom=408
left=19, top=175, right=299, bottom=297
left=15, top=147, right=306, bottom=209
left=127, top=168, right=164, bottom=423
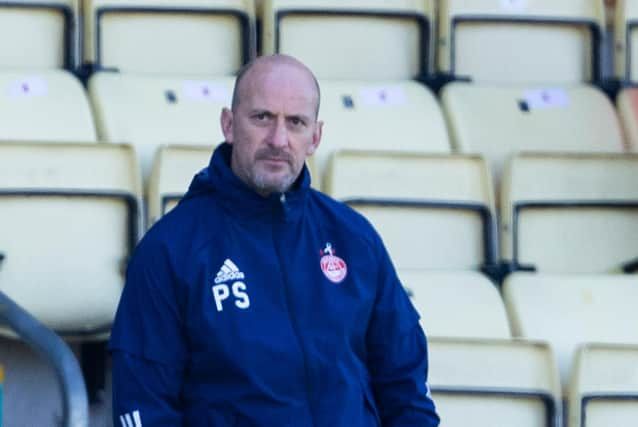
left=272, top=193, right=316, bottom=427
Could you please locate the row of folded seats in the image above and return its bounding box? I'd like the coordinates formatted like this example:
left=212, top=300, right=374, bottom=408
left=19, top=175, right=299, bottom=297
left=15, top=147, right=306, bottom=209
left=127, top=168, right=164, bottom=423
left=2, top=0, right=638, bottom=425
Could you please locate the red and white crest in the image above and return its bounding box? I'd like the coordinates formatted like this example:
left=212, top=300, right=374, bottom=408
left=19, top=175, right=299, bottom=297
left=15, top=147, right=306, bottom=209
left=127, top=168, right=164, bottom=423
left=319, top=243, right=347, bottom=284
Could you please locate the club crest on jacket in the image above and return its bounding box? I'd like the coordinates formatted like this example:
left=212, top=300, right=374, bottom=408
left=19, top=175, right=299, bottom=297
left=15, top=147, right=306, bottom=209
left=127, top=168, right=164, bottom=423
left=319, top=243, right=348, bottom=284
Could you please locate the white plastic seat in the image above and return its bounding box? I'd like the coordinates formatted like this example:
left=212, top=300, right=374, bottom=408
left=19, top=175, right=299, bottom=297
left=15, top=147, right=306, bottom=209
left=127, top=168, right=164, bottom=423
left=324, top=151, right=497, bottom=273
left=569, top=343, right=638, bottom=427
left=401, top=271, right=510, bottom=339
left=614, top=0, right=638, bottom=83
left=438, top=0, right=605, bottom=83
left=441, top=83, right=626, bottom=184
left=429, top=337, right=562, bottom=427
left=148, top=145, right=213, bottom=225
left=501, top=153, right=638, bottom=274
left=314, top=80, right=450, bottom=184
left=503, top=273, right=638, bottom=390
left=261, top=0, right=434, bottom=79
left=88, top=72, right=232, bottom=178
left=0, top=142, right=143, bottom=339
left=0, top=69, right=97, bottom=142
left=83, top=0, right=256, bottom=75
left=0, top=0, right=78, bottom=69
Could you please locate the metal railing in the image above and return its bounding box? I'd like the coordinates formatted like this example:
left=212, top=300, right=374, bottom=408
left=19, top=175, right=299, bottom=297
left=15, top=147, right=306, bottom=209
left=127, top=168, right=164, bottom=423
left=0, top=290, right=88, bottom=427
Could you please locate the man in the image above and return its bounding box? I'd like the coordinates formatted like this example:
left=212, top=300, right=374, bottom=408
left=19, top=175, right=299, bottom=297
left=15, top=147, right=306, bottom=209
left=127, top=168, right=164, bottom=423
left=110, top=54, right=439, bottom=427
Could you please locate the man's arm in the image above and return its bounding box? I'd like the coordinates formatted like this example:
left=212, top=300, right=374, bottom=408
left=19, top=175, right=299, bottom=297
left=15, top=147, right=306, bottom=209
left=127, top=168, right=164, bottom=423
left=112, top=351, right=184, bottom=426
left=366, top=235, right=440, bottom=427
left=110, top=236, right=187, bottom=426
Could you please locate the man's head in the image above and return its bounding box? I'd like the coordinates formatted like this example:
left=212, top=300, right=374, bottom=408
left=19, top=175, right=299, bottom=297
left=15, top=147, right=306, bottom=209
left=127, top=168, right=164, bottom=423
left=221, top=54, right=323, bottom=196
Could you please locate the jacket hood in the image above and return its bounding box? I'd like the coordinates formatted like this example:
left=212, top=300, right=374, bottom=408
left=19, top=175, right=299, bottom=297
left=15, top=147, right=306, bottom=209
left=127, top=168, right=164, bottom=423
left=183, top=143, right=311, bottom=222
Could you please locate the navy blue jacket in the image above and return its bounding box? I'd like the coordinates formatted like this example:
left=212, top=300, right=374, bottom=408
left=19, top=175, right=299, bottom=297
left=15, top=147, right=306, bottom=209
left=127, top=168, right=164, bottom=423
left=110, top=143, right=439, bottom=427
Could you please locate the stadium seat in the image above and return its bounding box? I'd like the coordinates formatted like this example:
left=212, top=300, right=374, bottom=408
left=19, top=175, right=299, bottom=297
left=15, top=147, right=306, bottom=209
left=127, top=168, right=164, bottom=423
left=614, top=0, right=638, bottom=83
left=569, top=343, right=638, bottom=427
left=0, top=69, right=97, bottom=142
left=401, top=271, right=510, bottom=339
left=88, top=72, right=232, bottom=177
left=503, top=273, right=638, bottom=389
left=0, top=142, right=143, bottom=339
left=501, top=153, right=638, bottom=274
left=0, top=0, right=78, bottom=69
left=82, top=0, right=256, bottom=75
left=314, top=80, right=450, bottom=182
left=148, top=145, right=213, bottom=225
left=260, top=0, right=434, bottom=79
left=437, top=0, right=605, bottom=83
left=429, top=337, right=562, bottom=427
left=324, top=151, right=498, bottom=275
left=441, top=83, right=626, bottom=184
left=615, top=88, right=638, bottom=152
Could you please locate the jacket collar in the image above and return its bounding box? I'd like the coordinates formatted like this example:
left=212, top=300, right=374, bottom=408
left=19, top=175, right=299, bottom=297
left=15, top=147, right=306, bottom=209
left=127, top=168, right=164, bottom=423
left=184, top=143, right=310, bottom=222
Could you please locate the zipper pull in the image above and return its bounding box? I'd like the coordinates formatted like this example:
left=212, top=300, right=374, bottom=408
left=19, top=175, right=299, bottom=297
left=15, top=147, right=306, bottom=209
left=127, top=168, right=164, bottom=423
left=279, top=193, right=290, bottom=218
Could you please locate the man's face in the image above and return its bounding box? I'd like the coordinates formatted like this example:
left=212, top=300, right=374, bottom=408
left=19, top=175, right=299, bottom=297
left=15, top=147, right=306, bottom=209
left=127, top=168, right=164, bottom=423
left=221, top=63, right=322, bottom=196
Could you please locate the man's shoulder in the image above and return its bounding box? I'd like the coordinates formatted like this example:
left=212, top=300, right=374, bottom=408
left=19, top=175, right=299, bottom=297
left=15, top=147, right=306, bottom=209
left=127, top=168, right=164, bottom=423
left=307, top=189, right=380, bottom=245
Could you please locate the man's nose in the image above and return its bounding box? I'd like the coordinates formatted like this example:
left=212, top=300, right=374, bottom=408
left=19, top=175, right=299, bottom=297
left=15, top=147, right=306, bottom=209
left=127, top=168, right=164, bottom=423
left=267, top=118, right=288, bottom=148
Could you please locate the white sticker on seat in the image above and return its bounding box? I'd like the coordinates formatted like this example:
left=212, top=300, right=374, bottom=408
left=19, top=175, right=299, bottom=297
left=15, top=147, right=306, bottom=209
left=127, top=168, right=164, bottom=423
left=523, top=88, right=570, bottom=110
left=501, top=0, right=527, bottom=11
left=7, top=77, right=48, bottom=97
left=359, top=86, right=407, bottom=107
left=182, top=81, right=230, bottom=102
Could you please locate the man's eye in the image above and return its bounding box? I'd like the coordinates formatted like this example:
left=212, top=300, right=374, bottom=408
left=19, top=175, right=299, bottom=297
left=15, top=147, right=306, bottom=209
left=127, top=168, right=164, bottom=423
left=290, top=117, right=304, bottom=126
left=255, top=113, right=268, bottom=121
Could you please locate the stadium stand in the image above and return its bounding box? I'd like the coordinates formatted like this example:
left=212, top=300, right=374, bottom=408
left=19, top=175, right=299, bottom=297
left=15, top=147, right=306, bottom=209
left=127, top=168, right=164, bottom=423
left=503, top=273, right=638, bottom=391
left=401, top=271, right=510, bottom=339
left=88, top=72, right=233, bottom=177
left=429, top=337, right=562, bottom=427
left=314, top=80, right=450, bottom=183
left=569, top=343, right=638, bottom=427
left=614, top=0, right=638, bottom=83
left=437, top=0, right=605, bottom=83
left=0, top=69, right=97, bottom=142
left=441, top=83, right=626, bottom=185
left=501, top=153, right=638, bottom=274
left=260, top=0, right=434, bottom=79
left=0, top=0, right=78, bottom=70
left=0, top=141, right=142, bottom=338
left=82, top=0, right=256, bottom=74
left=324, top=151, right=498, bottom=276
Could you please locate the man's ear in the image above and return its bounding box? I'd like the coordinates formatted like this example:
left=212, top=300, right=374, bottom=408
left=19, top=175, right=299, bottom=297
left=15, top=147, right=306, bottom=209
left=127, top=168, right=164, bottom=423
left=220, top=108, right=234, bottom=143
left=307, top=120, right=323, bottom=155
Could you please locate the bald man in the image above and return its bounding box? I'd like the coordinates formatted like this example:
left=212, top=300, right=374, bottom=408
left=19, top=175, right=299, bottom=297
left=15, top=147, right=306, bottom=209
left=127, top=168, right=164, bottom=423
left=110, top=55, right=440, bottom=427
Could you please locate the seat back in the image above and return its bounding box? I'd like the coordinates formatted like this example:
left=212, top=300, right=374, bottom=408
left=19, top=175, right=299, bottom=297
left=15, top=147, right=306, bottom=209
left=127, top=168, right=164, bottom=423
left=614, top=0, right=638, bottom=82
left=501, top=153, right=638, bottom=273
left=441, top=83, right=626, bottom=185
left=148, top=145, right=213, bottom=225
left=0, top=70, right=97, bottom=142
left=438, top=0, right=604, bottom=83
left=0, top=0, right=77, bottom=69
left=88, top=72, right=232, bottom=177
left=503, top=273, right=638, bottom=390
left=314, top=80, right=450, bottom=184
left=569, top=344, right=638, bottom=427
left=0, top=142, right=142, bottom=338
left=83, top=0, right=255, bottom=75
left=261, top=0, right=433, bottom=79
left=429, top=337, right=562, bottom=427
left=324, top=151, right=497, bottom=272
left=401, top=271, right=510, bottom=339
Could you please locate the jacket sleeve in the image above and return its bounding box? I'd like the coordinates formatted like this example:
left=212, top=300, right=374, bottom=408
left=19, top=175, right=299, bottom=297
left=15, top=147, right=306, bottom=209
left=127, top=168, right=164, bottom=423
left=366, top=234, right=440, bottom=427
left=109, top=235, right=187, bottom=426
left=112, top=350, right=184, bottom=427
